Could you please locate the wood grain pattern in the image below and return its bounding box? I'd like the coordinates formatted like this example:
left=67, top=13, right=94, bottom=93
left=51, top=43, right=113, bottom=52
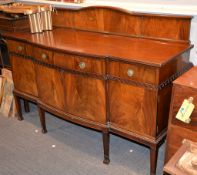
left=35, top=65, right=65, bottom=111
left=53, top=7, right=192, bottom=42
left=3, top=28, right=192, bottom=67
left=142, top=16, right=191, bottom=41
left=103, top=9, right=141, bottom=36
left=63, top=73, right=106, bottom=124
left=53, top=52, right=106, bottom=75
left=11, top=55, right=38, bottom=97
left=3, top=8, right=193, bottom=174
left=109, top=81, right=157, bottom=138
left=158, top=51, right=191, bottom=84
left=108, top=60, right=157, bottom=84
left=165, top=67, right=197, bottom=163
left=74, top=8, right=104, bottom=32
left=156, top=85, right=172, bottom=135
left=32, top=46, right=54, bottom=64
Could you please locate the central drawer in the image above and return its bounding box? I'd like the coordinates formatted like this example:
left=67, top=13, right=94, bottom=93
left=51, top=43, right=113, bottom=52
left=53, top=52, right=105, bottom=75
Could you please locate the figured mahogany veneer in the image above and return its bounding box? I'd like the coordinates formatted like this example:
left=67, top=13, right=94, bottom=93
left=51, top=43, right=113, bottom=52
left=165, top=67, right=197, bottom=166
left=53, top=52, right=106, bottom=75
left=3, top=6, right=194, bottom=175
left=53, top=6, right=191, bottom=42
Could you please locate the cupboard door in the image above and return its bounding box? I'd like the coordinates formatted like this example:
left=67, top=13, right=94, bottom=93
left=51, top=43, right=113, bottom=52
left=63, top=73, right=106, bottom=124
left=109, top=81, right=157, bottom=138
left=35, top=64, right=65, bottom=111
left=11, top=55, right=38, bottom=97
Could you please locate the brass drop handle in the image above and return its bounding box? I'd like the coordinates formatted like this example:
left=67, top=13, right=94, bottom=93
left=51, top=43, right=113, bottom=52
left=17, top=46, right=23, bottom=51
left=41, top=53, right=48, bottom=61
left=79, top=62, right=86, bottom=69
left=127, top=69, right=134, bottom=77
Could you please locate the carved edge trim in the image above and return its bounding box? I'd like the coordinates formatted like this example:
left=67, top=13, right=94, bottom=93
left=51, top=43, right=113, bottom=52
left=10, top=52, right=105, bottom=80
left=110, top=125, right=167, bottom=146
left=107, top=75, right=157, bottom=90
left=10, top=52, right=192, bottom=91
left=157, top=64, right=193, bottom=90
left=38, top=100, right=107, bottom=130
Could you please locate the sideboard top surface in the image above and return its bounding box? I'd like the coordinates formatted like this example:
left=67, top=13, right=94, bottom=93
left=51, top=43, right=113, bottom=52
left=3, top=28, right=192, bottom=67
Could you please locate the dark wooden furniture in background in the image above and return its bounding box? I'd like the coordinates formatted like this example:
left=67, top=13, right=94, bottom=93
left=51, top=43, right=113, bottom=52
left=164, top=139, right=197, bottom=175
left=165, top=66, right=197, bottom=165
left=0, top=9, right=30, bottom=111
left=0, top=12, right=29, bottom=32
left=2, top=6, right=194, bottom=175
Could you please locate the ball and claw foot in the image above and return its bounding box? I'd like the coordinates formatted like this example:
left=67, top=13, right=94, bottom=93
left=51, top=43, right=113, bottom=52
left=42, top=129, right=47, bottom=134
left=103, top=158, right=110, bottom=164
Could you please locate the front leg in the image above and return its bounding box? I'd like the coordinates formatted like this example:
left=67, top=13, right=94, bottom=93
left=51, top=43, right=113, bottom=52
left=150, top=144, right=158, bottom=175
left=14, top=93, right=23, bottom=121
left=102, top=130, right=110, bottom=164
left=23, top=100, right=30, bottom=113
left=38, top=106, right=47, bottom=133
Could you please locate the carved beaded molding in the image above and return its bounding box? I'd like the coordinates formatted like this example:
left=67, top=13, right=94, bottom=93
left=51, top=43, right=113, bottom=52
left=10, top=52, right=192, bottom=91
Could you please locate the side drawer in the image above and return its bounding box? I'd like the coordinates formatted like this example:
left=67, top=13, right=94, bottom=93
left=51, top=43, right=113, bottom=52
left=6, top=39, right=26, bottom=55
left=53, top=52, right=105, bottom=75
left=108, top=61, right=158, bottom=84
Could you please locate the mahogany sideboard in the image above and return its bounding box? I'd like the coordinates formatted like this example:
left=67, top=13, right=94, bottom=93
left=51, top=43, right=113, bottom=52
left=2, top=6, right=194, bottom=175
left=165, top=66, right=197, bottom=165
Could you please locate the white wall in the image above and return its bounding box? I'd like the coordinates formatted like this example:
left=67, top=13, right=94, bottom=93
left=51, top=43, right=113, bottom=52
left=18, top=0, right=197, bottom=65
left=190, top=17, right=197, bottom=65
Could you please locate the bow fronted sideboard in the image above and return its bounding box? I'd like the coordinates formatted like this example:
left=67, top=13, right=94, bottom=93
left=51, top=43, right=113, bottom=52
left=3, top=6, right=193, bottom=175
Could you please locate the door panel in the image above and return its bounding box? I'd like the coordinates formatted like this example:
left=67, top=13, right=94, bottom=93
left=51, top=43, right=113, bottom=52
left=11, top=55, right=38, bottom=97
left=35, top=64, right=65, bottom=111
left=63, top=73, right=106, bottom=124
left=109, top=81, right=157, bottom=138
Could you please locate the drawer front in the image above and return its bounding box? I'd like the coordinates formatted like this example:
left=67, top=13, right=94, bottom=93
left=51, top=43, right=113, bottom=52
left=32, top=46, right=54, bottom=64
left=54, top=52, right=105, bottom=75
left=171, top=85, right=197, bottom=131
left=6, top=40, right=26, bottom=55
left=108, top=61, right=157, bottom=84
